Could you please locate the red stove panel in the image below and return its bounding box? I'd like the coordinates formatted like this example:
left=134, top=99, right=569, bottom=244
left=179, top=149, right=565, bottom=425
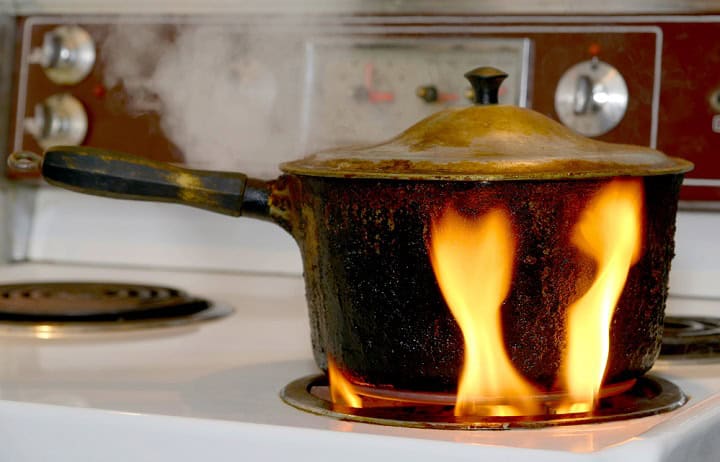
left=6, top=16, right=720, bottom=202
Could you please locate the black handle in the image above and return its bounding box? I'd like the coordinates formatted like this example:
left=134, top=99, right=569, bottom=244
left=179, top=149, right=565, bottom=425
left=464, top=67, right=508, bottom=105
left=39, top=146, right=269, bottom=218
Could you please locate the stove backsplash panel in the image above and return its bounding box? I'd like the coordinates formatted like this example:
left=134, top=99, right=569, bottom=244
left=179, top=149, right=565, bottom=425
left=8, top=15, right=720, bottom=199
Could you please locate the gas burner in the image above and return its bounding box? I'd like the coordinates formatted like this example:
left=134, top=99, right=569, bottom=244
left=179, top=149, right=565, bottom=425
left=0, top=282, right=232, bottom=337
left=280, top=375, right=686, bottom=430
left=661, top=316, right=720, bottom=358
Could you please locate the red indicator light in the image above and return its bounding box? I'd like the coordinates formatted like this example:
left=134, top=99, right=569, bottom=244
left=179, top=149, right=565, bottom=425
left=92, top=84, right=106, bottom=99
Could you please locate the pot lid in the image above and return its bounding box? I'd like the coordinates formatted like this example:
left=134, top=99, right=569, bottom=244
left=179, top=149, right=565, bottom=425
left=281, top=67, right=693, bottom=181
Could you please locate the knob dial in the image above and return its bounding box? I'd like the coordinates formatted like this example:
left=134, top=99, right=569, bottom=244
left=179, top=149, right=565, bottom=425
left=28, top=26, right=96, bottom=85
left=554, top=59, right=628, bottom=137
left=416, top=85, right=439, bottom=103
left=23, top=94, right=88, bottom=149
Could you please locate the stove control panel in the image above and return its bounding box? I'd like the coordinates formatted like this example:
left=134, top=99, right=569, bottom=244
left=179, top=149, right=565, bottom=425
left=7, top=16, right=720, bottom=201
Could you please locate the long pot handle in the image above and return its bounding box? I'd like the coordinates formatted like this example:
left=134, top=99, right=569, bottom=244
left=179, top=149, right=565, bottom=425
left=9, top=146, right=271, bottom=218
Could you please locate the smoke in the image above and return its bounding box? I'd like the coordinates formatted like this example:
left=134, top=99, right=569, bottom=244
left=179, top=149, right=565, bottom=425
left=101, top=22, right=304, bottom=178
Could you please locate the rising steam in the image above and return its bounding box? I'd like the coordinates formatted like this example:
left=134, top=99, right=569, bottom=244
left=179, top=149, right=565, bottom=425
left=100, top=21, right=306, bottom=177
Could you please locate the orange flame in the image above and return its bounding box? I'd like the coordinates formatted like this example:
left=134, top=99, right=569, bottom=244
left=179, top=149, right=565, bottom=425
left=327, top=357, right=363, bottom=408
left=558, top=179, right=644, bottom=413
left=429, top=208, right=540, bottom=416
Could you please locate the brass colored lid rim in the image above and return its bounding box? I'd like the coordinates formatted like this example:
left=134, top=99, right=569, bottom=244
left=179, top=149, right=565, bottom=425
left=281, top=157, right=694, bottom=181
left=286, top=105, right=695, bottom=181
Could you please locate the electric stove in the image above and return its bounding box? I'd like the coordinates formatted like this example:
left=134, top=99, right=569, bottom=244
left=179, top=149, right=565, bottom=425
left=2, top=9, right=720, bottom=462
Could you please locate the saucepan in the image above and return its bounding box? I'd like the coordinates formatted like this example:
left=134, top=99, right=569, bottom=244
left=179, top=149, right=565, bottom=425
left=9, top=68, right=693, bottom=392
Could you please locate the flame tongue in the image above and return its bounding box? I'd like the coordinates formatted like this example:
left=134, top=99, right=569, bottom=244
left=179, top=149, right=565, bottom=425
left=559, top=179, right=644, bottom=413
left=328, top=357, right=362, bottom=408
left=429, top=208, right=539, bottom=417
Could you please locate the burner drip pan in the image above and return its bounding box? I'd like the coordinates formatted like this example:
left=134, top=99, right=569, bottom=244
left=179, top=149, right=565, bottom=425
left=0, top=282, right=209, bottom=321
left=0, top=282, right=232, bottom=337
left=661, top=316, right=720, bottom=359
left=280, top=374, right=686, bottom=430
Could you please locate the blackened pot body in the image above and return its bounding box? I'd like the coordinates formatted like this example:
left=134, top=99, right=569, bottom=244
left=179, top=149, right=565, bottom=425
left=281, top=174, right=683, bottom=392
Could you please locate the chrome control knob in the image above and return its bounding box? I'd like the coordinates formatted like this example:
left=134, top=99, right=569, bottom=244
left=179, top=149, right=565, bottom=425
left=554, top=58, right=628, bottom=137
left=23, top=94, right=88, bottom=149
left=28, top=25, right=96, bottom=85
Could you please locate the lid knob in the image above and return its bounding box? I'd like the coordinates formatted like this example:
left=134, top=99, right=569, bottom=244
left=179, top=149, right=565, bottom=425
left=464, top=67, right=508, bottom=105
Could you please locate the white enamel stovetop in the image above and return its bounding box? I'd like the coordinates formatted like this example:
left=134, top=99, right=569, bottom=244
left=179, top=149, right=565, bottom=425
left=0, top=262, right=717, bottom=462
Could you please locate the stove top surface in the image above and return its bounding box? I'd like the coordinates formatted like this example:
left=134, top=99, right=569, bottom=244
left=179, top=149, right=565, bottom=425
left=0, top=263, right=718, bottom=461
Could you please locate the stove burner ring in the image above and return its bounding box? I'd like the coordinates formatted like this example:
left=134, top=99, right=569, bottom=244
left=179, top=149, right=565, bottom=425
left=0, top=282, right=232, bottom=336
left=280, top=375, right=686, bottom=430
left=348, top=378, right=636, bottom=405
left=661, top=316, right=720, bottom=358
left=0, top=282, right=210, bottom=321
